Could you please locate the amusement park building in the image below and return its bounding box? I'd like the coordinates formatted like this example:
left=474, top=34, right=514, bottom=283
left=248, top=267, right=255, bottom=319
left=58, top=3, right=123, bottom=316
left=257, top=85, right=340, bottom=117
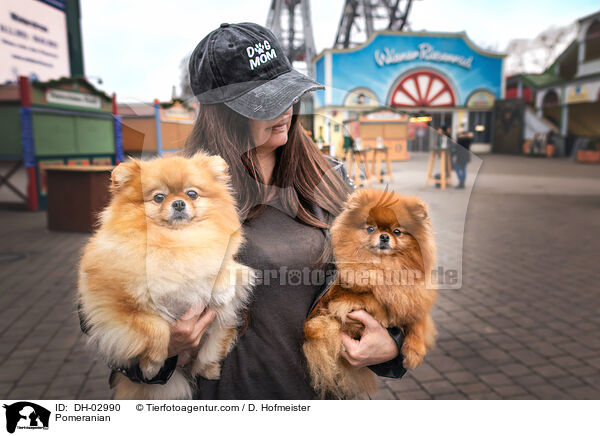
left=313, top=30, right=505, bottom=158
left=507, top=10, right=600, bottom=156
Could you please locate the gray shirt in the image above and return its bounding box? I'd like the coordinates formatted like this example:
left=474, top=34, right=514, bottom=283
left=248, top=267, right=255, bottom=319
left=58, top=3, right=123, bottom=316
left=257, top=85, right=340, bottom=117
left=195, top=199, right=326, bottom=399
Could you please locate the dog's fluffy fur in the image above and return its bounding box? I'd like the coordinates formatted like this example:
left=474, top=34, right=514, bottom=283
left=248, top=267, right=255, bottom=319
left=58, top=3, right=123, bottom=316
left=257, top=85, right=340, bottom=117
left=78, top=153, right=253, bottom=400
left=303, top=189, right=437, bottom=399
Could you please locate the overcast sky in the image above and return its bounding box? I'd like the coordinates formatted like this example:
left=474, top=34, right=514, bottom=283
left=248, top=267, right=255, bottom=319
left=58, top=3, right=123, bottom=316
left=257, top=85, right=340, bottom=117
left=80, top=0, right=599, bottom=102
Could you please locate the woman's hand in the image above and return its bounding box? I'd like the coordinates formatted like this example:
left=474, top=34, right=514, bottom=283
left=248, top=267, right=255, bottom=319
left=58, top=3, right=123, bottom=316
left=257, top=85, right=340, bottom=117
left=340, top=310, right=399, bottom=368
left=168, top=304, right=216, bottom=366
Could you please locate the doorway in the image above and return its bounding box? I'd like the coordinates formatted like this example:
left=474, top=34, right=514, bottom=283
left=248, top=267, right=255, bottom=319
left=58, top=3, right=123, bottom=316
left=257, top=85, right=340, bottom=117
left=469, top=111, right=492, bottom=143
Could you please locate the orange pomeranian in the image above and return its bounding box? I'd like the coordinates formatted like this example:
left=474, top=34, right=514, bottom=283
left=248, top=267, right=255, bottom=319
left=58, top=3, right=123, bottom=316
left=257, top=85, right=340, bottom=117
left=303, top=189, right=437, bottom=399
left=78, top=153, right=254, bottom=400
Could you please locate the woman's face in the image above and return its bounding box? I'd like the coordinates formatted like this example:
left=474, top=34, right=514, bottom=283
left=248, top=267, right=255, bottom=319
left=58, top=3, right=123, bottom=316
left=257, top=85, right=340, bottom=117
left=249, top=106, right=293, bottom=152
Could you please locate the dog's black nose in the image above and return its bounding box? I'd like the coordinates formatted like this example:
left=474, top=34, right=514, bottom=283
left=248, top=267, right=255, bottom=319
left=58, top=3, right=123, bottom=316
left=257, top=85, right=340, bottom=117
left=171, top=200, right=186, bottom=211
left=379, top=233, right=390, bottom=242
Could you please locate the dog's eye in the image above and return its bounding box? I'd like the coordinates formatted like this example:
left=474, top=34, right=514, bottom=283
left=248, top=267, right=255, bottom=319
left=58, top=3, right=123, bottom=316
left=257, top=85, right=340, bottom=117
left=186, top=190, right=198, bottom=200
left=153, top=193, right=166, bottom=203
left=366, top=226, right=376, bottom=233
left=393, top=229, right=402, bottom=236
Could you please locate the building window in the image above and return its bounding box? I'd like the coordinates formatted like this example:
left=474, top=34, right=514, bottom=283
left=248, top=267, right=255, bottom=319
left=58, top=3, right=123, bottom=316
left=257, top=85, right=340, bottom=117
left=541, top=90, right=560, bottom=126
left=584, top=20, right=600, bottom=62
left=558, top=44, right=578, bottom=80
left=542, top=90, right=559, bottom=107
left=468, top=111, right=491, bottom=143
left=430, top=112, right=454, bottom=130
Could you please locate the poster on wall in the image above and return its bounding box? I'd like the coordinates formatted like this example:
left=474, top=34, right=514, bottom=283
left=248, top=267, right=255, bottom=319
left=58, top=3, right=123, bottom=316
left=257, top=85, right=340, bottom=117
left=67, top=158, right=90, bottom=166
left=0, top=0, right=70, bottom=84
left=46, top=89, right=102, bottom=109
left=566, top=84, right=590, bottom=104
left=92, top=157, right=112, bottom=166
left=467, top=90, right=495, bottom=109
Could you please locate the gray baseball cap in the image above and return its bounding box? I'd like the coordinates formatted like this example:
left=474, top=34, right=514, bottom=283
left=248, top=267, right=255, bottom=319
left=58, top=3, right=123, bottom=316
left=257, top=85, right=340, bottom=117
left=188, top=22, right=323, bottom=120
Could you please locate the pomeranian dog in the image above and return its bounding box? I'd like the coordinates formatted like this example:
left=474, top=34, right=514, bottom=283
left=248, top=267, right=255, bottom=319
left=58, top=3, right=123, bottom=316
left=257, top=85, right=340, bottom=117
left=303, top=189, right=437, bottom=398
left=78, top=153, right=254, bottom=400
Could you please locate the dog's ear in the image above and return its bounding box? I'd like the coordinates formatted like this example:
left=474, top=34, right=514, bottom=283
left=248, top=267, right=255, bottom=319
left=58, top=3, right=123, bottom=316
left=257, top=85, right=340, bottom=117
left=207, top=155, right=230, bottom=183
left=207, top=155, right=228, bottom=173
left=408, top=198, right=428, bottom=221
left=189, top=153, right=229, bottom=181
left=111, top=159, right=140, bottom=190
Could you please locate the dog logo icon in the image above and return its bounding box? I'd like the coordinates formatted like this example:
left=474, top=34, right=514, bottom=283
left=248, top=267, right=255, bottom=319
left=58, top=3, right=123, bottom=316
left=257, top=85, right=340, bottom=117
left=3, top=402, right=50, bottom=433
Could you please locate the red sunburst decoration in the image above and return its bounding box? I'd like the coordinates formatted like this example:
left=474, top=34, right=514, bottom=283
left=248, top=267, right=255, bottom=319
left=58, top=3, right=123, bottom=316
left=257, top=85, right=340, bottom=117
left=390, top=71, right=456, bottom=107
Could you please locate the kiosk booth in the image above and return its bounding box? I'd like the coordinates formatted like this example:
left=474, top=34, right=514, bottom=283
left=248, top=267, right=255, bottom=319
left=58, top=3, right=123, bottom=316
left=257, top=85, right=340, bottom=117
left=341, top=108, right=408, bottom=186
left=345, top=108, right=411, bottom=161
left=119, top=99, right=195, bottom=156
left=0, top=76, right=123, bottom=211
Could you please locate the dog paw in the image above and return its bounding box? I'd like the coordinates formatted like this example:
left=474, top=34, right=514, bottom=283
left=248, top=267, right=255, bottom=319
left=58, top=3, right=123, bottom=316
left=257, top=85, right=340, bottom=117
left=191, top=359, right=222, bottom=380
left=237, top=264, right=257, bottom=288
left=139, top=358, right=163, bottom=380
left=197, top=361, right=222, bottom=380
left=402, top=343, right=426, bottom=370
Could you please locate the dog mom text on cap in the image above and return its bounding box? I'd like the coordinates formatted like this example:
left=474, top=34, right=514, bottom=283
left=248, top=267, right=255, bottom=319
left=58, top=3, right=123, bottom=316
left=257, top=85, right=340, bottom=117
left=246, top=40, right=277, bottom=70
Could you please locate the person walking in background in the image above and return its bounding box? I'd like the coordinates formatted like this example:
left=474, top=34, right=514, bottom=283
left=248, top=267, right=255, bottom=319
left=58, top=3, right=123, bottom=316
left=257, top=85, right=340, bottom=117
left=438, top=125, right=451, bottom=150
left=452, top=124, right=473, bottom=189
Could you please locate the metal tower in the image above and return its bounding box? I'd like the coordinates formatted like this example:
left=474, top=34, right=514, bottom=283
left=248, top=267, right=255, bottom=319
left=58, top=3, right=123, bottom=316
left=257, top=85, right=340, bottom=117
left=334, top=0, right=415, bottom=49
left=266, top=0, right=317, bottom=78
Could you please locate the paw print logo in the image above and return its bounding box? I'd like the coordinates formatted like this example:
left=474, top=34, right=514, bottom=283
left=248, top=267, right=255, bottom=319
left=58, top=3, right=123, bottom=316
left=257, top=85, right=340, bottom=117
left=255, top=42, right=265, bottom=54
left=288, top=270, right=302, bottom=286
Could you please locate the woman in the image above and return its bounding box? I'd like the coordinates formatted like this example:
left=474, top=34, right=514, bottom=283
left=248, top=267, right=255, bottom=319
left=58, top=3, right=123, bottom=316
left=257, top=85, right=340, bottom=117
left=97, top=22, right=406, bottom=399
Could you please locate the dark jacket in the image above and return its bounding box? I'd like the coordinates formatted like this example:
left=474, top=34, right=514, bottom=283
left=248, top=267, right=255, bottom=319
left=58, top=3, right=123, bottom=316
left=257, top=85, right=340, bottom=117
left=452, top=134, right=472, bottom=166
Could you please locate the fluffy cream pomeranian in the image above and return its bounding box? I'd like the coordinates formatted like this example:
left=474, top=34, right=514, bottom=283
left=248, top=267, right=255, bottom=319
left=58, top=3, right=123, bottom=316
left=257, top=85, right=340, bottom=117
left=78, top=153, right=254, bottom=400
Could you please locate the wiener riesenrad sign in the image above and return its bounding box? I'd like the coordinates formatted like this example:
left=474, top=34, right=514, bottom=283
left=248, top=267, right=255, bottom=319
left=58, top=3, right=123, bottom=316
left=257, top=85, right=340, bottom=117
left=374, top=43, right=474, bottom=70
left=314, top=32, right=503, bottom=109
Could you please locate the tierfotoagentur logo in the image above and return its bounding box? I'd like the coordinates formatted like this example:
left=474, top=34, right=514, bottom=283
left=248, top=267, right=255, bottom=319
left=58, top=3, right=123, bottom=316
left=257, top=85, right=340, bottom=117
left=230, top=265, right=458, bottom=288
left=2, top=402, right=50, bottom=434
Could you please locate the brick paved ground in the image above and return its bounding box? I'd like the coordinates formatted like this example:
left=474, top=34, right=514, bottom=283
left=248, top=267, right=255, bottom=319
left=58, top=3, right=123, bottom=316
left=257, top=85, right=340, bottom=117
left=0, top=154, right=599, bottom=400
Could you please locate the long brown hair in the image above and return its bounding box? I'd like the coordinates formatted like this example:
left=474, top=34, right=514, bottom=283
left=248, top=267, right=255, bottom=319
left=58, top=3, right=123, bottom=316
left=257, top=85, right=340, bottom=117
left=183, top=103, right=351, bottom=233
